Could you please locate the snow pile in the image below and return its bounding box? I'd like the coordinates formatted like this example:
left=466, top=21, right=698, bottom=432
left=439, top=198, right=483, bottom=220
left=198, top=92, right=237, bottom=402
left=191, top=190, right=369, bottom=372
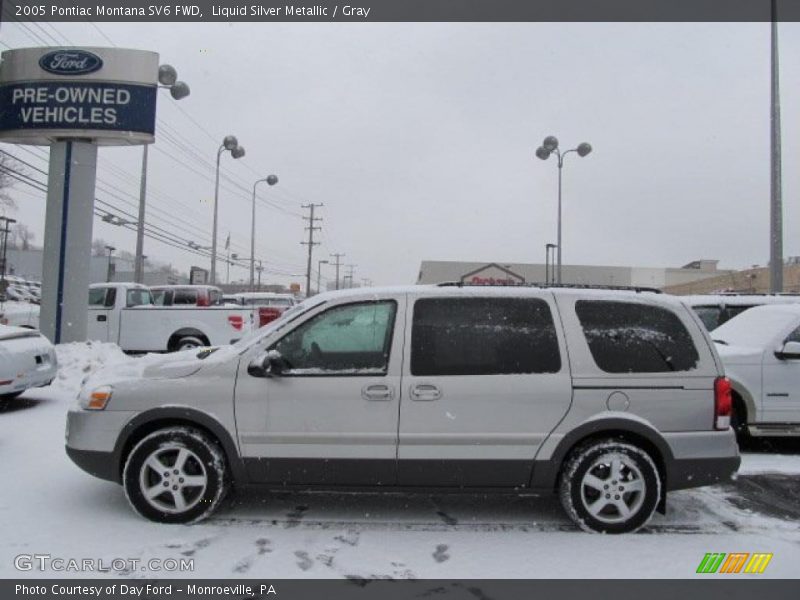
left=51, top=341, right=137, bottom=396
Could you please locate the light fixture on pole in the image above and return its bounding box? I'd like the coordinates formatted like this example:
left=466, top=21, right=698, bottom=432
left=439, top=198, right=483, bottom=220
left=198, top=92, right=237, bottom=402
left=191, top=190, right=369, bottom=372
left=535, top=136, right=592, bottom=284
left=211, top=135, right=245, bottom=284
left=316, top=259, right=329, bottom=295
left=250, top=174, right=278, bottom=291
left=134, top=64, right=190, bottom=284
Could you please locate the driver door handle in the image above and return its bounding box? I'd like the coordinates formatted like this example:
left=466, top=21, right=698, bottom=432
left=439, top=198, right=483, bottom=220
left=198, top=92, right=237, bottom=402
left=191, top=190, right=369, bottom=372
left=362, top=384, right=394, bottom=401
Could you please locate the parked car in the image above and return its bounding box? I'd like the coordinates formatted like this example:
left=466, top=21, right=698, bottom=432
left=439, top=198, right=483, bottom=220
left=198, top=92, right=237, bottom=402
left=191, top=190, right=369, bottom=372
left=0, top=301, right=40, bottom=329
left=711, top=304, right=800, bottom=439
left=682, top=293, right=800, bottom=331
left=224, top=292, right=296, bottom=308
left=66, top=285, right=739, bottom=532
left=0, top=323, right=57, bottom=403
left=151, top=285, right=223, bottom=307
left=87, top=283, right=262, bottom=352
left=222, top=292, right=297, bottom=325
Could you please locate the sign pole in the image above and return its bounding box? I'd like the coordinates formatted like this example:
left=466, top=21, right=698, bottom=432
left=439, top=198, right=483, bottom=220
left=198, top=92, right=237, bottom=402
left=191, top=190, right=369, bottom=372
left=39, top=140, right=97, bottom=344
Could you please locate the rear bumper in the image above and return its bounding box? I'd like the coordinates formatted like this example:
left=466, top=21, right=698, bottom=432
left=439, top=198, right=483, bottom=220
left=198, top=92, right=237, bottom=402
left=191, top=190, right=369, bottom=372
left=65, top=446, right=117, bottom=483
left=667, top=455, right=740, bottom=490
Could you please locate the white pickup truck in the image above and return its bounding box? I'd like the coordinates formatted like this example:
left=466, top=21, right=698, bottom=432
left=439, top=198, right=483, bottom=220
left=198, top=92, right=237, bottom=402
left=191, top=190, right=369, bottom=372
left=88, top=283, right=262, bottom=353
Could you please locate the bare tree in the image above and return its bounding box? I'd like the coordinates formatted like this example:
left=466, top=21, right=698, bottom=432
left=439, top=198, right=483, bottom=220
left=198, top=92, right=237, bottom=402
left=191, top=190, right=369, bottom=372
left=91, top=238, right=110, bottom=257
left=8, top=223, right=35, bottom=250
left=0, top=153, right=19, bottom=212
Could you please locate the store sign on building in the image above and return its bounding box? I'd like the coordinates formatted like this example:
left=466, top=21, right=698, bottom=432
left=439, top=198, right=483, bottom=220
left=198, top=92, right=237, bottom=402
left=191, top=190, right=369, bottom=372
left=460, top=263, right=525, bottom=286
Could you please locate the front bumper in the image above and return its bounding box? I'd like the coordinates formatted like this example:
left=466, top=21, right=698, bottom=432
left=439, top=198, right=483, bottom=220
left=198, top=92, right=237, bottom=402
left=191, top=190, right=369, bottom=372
left=65, top=407, right=136, bottom=483
left=65, top=446, right=117, bottom=482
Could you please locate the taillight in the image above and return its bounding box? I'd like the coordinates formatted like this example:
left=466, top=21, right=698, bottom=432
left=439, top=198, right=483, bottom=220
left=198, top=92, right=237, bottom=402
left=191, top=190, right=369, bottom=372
left=228, top=315, right=244, bottom=331
left=714, top=376, right=732, bottom=430
left=258, top=307, right=282, bottom=327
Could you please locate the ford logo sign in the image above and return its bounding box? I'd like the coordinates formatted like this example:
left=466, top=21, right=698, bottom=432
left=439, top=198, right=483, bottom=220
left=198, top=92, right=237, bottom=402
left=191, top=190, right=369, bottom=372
left=39, top=50, right=103, bottom=76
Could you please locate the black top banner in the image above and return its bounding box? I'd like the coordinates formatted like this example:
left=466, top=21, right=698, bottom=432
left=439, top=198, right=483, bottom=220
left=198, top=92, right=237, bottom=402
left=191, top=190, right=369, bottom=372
left=1, top=0, right=800, bottom=23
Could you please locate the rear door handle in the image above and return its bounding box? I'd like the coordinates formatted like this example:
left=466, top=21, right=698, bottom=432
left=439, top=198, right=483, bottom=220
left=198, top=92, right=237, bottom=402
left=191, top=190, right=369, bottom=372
left=97, top=315, right=107, bottom=322
left=410, top=384, right=441, bottom=401
left=362, top=384, right=393, bottom=401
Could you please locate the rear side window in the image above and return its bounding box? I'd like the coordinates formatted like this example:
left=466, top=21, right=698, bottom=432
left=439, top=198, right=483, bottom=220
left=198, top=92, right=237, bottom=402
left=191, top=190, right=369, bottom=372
left=126, top=289, right=152, bottom=307
left=576, top=300, right=699, bottom=373
left=173, top=290, right=198, bottom=305
left=411, top=297, right=561, bottom=376
left=88, top=288, right=107, bottom=307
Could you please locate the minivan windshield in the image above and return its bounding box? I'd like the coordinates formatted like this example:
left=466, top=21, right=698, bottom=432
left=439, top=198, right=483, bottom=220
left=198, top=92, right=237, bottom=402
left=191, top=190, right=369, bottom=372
left=232, top=296, right=327, bottom=351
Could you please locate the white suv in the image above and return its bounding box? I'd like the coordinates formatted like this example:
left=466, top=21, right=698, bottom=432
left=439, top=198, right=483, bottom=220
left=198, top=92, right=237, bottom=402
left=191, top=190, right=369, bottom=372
left=711, top=303, right=800, bottom=438
left=65, top=285, right=739, bottom=533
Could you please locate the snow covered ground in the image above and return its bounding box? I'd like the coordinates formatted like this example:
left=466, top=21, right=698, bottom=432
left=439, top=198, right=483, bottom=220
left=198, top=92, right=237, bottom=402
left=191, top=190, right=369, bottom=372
left=0, top=343, right=799, bottom=579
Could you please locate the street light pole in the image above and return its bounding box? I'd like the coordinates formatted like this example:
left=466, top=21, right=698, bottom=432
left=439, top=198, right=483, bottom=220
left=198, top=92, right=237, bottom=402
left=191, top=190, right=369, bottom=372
left=105, top=245, right=116, bottom=283
left=250, top=174, right=278, bottom=291
left=211, top=136, right=245, bottom=285
left=770, top=0, right=783, bottom=293
left=134, top=66, right=190, bottom=284
left=545, top=243, right=557, bottom=284
left=536, top=136, right=592, bottom=284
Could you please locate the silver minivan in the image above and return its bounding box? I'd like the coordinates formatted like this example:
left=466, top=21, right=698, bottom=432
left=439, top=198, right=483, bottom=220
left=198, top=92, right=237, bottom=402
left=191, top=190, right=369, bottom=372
left=65, top=285, right=740, bottom=533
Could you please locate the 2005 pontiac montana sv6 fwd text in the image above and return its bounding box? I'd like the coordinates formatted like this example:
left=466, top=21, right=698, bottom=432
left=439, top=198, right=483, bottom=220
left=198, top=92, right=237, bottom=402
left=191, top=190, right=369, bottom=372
left=65, top=285, right=740, bottom=533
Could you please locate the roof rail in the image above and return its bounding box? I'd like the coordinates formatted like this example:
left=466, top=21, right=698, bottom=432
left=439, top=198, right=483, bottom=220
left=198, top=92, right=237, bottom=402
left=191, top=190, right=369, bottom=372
left=435, top=281, right=662, bottom=294
left=715, top=292, right=800, bottom=297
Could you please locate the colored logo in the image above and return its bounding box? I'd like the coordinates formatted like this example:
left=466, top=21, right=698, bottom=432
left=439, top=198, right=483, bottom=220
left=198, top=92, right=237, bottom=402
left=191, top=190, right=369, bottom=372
left=39, top=50, right=103, bottom=76
left=696, top=553, right=773, bottom=574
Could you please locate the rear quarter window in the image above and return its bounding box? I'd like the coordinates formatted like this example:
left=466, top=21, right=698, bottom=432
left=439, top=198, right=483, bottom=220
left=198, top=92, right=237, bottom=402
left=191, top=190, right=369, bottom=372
left=576, top=300, right=699, bottom=373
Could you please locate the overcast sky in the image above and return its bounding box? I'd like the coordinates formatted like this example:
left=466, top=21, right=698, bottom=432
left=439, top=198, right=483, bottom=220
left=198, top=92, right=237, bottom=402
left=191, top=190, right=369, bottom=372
left=1, top=22, right=799, bottom=287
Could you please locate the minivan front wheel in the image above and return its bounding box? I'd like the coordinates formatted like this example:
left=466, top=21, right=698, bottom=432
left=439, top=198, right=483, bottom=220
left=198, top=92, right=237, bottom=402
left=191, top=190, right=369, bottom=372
left=123, top=427, right=229, bottom=523
left=559, top=439, right=660, bottom=534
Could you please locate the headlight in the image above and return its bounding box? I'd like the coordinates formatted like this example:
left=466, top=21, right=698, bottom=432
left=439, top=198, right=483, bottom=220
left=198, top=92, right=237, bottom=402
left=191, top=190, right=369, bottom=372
left=83, top=385, right=113, bottom=410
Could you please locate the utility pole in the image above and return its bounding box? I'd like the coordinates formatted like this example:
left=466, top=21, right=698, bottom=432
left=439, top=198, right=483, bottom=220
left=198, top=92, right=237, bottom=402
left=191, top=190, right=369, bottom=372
left=256, top=260, right=263, bottom=290
left=770, top=0, right=783, bottom=293
left=330, top=253, right=345, bottom=290
left=301, top=203, right=323, bottom=298
left=0, top=217, right=16, bottom=296
left=344, top=264, right=357, bottom=288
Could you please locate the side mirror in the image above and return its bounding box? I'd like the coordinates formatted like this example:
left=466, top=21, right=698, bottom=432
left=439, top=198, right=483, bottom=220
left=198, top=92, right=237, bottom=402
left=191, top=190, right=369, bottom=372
left=775, top=341, right=800, bottom=360
left=247, top=351, right=284, bottom=378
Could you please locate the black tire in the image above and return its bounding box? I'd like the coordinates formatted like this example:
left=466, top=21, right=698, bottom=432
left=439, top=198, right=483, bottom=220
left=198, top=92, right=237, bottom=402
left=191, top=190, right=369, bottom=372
left=559, top=439, right=661, bottom=534
left=175, top=336, right=206, bottom=351
left=123, top=427, right=229, bottom=524
left=0, top=391, right=23, bottom=401
left=730, top=396, right=751, bottom=446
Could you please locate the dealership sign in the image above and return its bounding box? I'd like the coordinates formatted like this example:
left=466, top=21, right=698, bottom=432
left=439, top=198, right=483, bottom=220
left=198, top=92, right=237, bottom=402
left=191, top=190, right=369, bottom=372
left=0, top=47, right=158, bottom=145
left=39, top=49, right=104, bottom=75
left=460, top=263, right=526, bottom=285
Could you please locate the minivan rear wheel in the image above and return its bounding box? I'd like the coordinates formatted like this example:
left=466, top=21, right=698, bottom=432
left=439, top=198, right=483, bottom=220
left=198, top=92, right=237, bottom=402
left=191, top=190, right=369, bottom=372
left=123, top=427, right=229, bottom=523
left=559, top=439, right=661, bottom=534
